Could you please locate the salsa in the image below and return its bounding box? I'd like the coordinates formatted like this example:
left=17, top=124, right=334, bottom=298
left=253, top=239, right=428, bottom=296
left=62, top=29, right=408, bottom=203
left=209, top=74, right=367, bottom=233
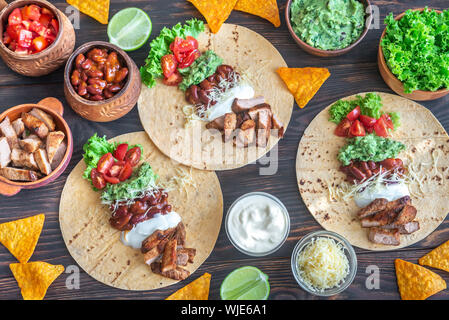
left=290, top=0, right=365, bottom=51
left=2, top=5, right=59, bottom=54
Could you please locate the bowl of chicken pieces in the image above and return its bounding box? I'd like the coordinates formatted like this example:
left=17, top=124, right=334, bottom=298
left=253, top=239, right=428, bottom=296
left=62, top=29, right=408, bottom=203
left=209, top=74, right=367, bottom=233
left=0, top=97, right=73, bottom=196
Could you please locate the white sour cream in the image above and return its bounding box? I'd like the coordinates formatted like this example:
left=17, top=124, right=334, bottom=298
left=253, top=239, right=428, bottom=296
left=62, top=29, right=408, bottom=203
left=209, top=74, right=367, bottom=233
left=121, top=211, right=181, bottom=249
left=205, top=83, right=254, bottom=121
left=226, top=193, right=289, bottom=254
left=354, top=183, right=410, bottom=208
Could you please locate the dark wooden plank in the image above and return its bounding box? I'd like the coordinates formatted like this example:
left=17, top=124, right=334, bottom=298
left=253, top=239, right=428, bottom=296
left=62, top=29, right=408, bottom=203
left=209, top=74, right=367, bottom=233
left=0, top=0, right=449, bottom=300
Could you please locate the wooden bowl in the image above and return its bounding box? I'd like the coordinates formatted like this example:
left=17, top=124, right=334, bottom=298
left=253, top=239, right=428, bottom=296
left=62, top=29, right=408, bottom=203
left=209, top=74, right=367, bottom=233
left=0, top=97, right=73, bottom=196
left=63, top=41, right=141, bottom=122
left=285, top=0, right=372, bottom=57
left=378, top=8, right=449, bottom=101
left=0, top=0, right=76, bottom=76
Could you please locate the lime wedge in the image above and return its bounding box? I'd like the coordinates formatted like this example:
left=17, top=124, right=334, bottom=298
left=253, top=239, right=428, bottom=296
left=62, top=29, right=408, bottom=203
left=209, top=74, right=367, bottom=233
left=220, top=266, right=270, bottom=300
left=107, top=8, right=152, bottom=51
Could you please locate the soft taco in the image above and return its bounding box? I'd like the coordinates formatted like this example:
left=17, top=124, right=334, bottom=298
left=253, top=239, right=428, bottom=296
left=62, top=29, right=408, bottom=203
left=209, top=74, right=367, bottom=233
left=138, top=21, right=293, bottom=170
left=296, top=92, right=449, bottom=250
left=59, top=132, right=223, bottom=290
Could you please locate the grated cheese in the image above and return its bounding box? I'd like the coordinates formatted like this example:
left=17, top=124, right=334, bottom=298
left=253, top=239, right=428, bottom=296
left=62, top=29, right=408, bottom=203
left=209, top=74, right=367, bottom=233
left=296, top=237, right=349, bottom=292
left=158, top=167, right=196, bottom=193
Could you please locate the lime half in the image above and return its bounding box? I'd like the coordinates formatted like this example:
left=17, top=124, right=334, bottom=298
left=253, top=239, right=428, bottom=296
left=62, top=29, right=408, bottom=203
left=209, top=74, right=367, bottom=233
left=107, top=8, right=152, bottom=51
left=220, top=266, right=270, bottom=300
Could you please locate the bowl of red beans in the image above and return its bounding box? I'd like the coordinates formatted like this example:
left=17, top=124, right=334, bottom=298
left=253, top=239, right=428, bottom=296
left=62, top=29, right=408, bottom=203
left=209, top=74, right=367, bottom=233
left=63, top=41, right=142, bottom=122
left=0, top=0, right=75, bottom=76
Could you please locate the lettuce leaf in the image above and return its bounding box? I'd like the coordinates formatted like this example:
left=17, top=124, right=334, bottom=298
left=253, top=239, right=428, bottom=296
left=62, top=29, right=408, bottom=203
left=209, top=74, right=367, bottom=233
left=329, top=93, right=384, bottom=124
left=82, top=134, right=117, bottom=181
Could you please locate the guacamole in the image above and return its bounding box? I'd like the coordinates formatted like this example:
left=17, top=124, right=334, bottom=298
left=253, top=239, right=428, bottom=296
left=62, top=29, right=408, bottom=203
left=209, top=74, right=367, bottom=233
left=290, top=0, right=365, bottom=51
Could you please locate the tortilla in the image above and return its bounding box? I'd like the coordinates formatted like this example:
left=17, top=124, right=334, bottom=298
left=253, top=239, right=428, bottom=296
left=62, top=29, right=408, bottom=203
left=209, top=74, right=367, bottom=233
left=59, top=132, right=223, bottom=290
left=138, top=24, right=293, bottom=171
left=296, top=92, right=449, bottom=250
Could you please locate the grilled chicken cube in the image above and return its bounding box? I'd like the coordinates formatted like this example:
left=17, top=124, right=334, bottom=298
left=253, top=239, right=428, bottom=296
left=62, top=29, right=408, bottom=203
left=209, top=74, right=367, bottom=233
left=174, top=222, right=186, bottom=247
left=46, top=131, right=65, bottom=164
left=177, top=247, right=196, bottom=263
left=360, top=209, right=399, bottom=228
left=150, top=262, right=190, bottom=281
left=397, top=221, right=420, bottom=234
left=232, top=96, right=265, bottom=113
left=19, top=134, right=42, bottom=153
left=248, top=104, right=272, bottom=122
left=0, top=137, right=11, bottom=168
left=0, top=167, right=39, bottom=182
left=393, top=205, right=417, bottom=226
left=0, top=117, right=19, bottom=149
left=357, top=198, right=388, bottom=219
left=34, top=149, right=52, bottom=175
left=30, top=108, right=55, bottom=131
left=50, top=141, right=67, bottom=170
left=11, top=148, right=38, bottom=171
left=223, top=113, right=237, bottom=142
left=143, top=246, right=163, bottom=266
left=206, top=115, right=225, bottom=131
left=385, top=196, right=411, bottom=211
left=256, top=108, right=272, bottom=147
left=22, top=112, right=49, bottom=139
left=176, top=250, right=189, bottom=266
left=161, top=238, right=177, bottom=272
left=235, top=119, right=256, bottom=147
left=11, top=118, right=25, bottom=136
left=271, top=113, right=284, bottom=138
left=369, top=227, right=400, bottom=246
left=141, top=227, right=176, bottom=254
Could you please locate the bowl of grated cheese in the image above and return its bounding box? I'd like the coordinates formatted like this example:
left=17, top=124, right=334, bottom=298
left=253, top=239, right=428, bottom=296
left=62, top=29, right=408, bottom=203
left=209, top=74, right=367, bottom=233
left=291, top=230, right=357, bottom=296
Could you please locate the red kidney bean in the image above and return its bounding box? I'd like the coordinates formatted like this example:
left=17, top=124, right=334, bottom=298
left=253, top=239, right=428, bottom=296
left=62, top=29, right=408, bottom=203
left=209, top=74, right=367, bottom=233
left=103, top=89, right=114, bottom=99
left=129, top=201, right=148, bottom=215
left=86, top=84, right=103, bottom=95
left=200, top=79, right=213, bottom=91
left=349, top=166, right=366, bottom=181
left=71, top=70, right=80, bottom=86
left=110, top=214, right=132, bottom=231
left=80, top=58, right=93, bottom=70
left=86, top=69, right=104, bottom=78
left=90, top=95, right=104, bottom=101
left=114, top=67, right=128, bottom=83
left=199, top=89, right=211, bottom=104
left=78, top=81, right=87, bottom=96
left=75, top=54, right=85, bottom=69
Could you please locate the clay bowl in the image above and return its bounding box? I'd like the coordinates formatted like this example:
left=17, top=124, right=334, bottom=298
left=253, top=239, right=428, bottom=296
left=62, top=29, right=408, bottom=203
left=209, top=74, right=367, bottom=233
left=378, top=8, right=449, bottom=101
left=0, top=97, right=73, bottom=196
left=64, top=41, right=141, bottom=122
left=0, top=0, right=76, bottom=76
left=285, top=0, right=372, bottom=57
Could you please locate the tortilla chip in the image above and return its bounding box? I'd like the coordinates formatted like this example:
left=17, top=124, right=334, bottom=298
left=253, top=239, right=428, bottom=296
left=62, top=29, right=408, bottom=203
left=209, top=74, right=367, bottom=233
left=188, top=0, right=238, bottom=33
left=10, top=262, right=64, bottom=300
left=419, top=240, right=449, bottom=273
left=234, top=0, right=280, bottom=27
left=166, top=273, right=211, bottom=300
left=66, top=0, right=109, bottom=24
left=0, top=214, right=44, bottom=263
left=277, top=67, right=330, bottom=109
left=395, top=259, right=446, bottom=300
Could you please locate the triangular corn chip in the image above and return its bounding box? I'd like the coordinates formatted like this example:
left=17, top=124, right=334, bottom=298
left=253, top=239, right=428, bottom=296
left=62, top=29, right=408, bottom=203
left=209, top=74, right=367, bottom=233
left=166, top=273, right=211, bottom=300
left=66, top=0, right=110, bottom=24
left=188, top=0, right=238, bottom=33
left=395, top=259, right=446, bottom=300
left=10, top=262, right=64, bottom=300
left=0, top=214, right=44, bottom=263
left=234, top=0, right=280, bottom=27
left=419, top=240, right=449, bottom=273
left=276, top=67, right=330, bottom=109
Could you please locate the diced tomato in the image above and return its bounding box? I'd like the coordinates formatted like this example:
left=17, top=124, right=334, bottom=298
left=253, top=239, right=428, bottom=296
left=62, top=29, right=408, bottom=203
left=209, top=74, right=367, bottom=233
left=3, top=33, right=11, bottom=45
left=29, top=21, right=47, bottom=37
left=97, top=152, right=115, bottom=174
left=346, top=106, right=361, bottom=121
left=374, top=117, right=389, bottom=137
left=50, top=19, right=59, bottom=34
left=104, top=174, right=120, bottom=184
left=380, top=114, right=394, bottom=130
left=15, top=45, right=29, bottom=54
left=32, top=36, right=48, bottom=52
left=349, top=119, right=366, bottom=137
left=39, top=13, right=52, bottom=27
left=118, top=162, right=133, bottom=182
left=41, top=7, right=54, bottom=17
left=8, top=8, right=22, bottom=26
left=334, top=118, right=352, bottom=137
left=124, top=147, right=141, bottom=167
left=185, top=36, right=198, bottom=49
left=178, top=49, right=201, bottom=69
left=113, top=143, right=128, bottom=161
left=21, top=20, right=31, bottom=30
left=91, top=168, right=106, bottom=190
left=17, top=29, right=33, bottom=48
left=161, top=54, right=178, bottom=78
left=6, top=24, right=22, bottom=40
left=359, top=114, right=377, bottom=128
left=163, top=70, right=182, bottom=86
left=108, top=163, right=123, bottom=177
left=23, top=5, right=41, bottom=21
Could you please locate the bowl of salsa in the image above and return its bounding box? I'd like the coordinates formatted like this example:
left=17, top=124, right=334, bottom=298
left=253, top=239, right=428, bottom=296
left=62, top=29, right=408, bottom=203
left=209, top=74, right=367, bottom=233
left=285, top=0, right=372, bottom=57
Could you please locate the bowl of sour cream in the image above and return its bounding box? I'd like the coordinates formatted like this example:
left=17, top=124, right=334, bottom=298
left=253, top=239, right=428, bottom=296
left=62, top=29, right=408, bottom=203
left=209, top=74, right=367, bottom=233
left=225, top=192, right=290, bottom=257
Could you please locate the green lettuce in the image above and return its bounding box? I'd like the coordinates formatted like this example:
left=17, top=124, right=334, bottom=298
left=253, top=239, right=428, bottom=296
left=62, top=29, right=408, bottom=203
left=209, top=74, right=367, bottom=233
left=328, top=93, right=384, bottom=124
left=82, top=134, right=117, bottom=181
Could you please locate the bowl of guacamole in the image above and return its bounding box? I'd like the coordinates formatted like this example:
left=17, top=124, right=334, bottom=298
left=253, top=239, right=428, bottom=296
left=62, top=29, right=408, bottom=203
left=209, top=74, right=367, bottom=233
left=286, top=0, right=372, bottom=56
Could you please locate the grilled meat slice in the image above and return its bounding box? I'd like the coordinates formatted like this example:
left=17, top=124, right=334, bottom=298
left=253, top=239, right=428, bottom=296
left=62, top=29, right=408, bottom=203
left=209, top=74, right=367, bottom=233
left=383, top=221, right=420, bottom=234
left=11, top=118, right=25, bottom=136
left=385, top=196, right=411, bottom=211
left=0, top=137, right=11, bottom=168
left=206, top=115, right=225, bottom=131
left=30, top=108, right=55, bottom=131
left=11, top=148, right=38, bottom=170
left=360, top=208, right=399, bottom=228
left=141, top=227, right=176, bottom=254
left=176, top=250, right=189, bottom=266
left=174, top=222, right=186, bottom=247
left=369, top=227, right=400, bottom=245
left=393, top=205, right=417, bottom=226
left=247, top=104, right=272, bottom=122
left=271, top=113, right=284, bottom=138
left=161, top=238, right=177, bottom=272
left=151, top=262, right=190, bottom=281
left=0, top=167, right=39, bottom=181
left=19, top=134, right=42, bottom=153
left=223, top=113, right=237, bottom=142
left=235, top=119, right=256, bottom=147
left=232, top=96, right=265, bottom=113
left=357, top=198, right=388, bottom=219
left=22, top=112, right=49, bottom=139
left=0, top=117, right=19, bottom=149
left=177, top=247, right=196, bottom=263
left=46, top=131, right=65, bottom=164
left=256, top=108, right=272, bottom=147
left=34, top=149, right=52, bottom=175
left=143, top=246, right=162, bottom=265
left=50, top=141, right=67, bottom=170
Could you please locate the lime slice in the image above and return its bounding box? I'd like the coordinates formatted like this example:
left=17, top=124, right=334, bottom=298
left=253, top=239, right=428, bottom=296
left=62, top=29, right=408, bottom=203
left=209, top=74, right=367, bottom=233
left=220, top=266, right=270, bottom=300
left=107, top=8, right=152, bottom=51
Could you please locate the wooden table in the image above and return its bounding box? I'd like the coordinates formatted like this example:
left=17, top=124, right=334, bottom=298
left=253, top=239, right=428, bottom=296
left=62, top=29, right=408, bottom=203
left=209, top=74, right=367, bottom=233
left=0, top=0, right=448, bottom=300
